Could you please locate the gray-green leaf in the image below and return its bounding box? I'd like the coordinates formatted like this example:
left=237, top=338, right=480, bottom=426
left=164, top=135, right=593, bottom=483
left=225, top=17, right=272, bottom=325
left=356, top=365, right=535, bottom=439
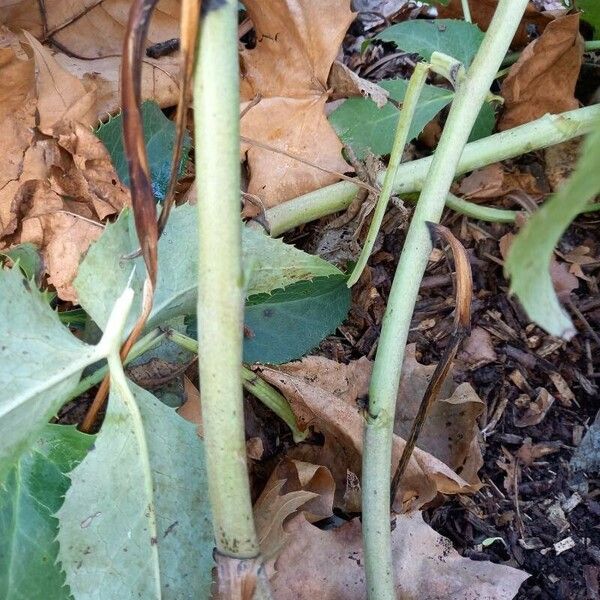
left=57, top=379, right=213, bottom=600
left=0, top=268, right=116, bottom=478
left=75, top=204, right=342, bottom=333
left=0, top=425, right=94, bottom=600
left=96, top=101, right=191, bottom=202
left=505, top=123, right=600, bottom=338
left=375, top=19, right=484, bottom=68
left=243, top=275, right=351, bottom=364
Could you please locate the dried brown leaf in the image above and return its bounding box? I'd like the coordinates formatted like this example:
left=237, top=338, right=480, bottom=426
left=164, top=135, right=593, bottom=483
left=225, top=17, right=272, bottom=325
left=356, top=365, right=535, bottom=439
left=261, top=459, right=334, bottom=523
left=254, top=479, right=317, bottom=559
left=395, top=345, right=484, bottom=485
left=258, top=355, right=477, bottom=512
left=239, top=0, right=353, bottom=211
left=458, top=326, right=498, bottom=369
left=514, top=388, right=555, bottom=427
left=499, top=13, right=583, bottom=130
left=271, top=512, right=529, bottom=599
left=328, top=60, right=389, bottom=108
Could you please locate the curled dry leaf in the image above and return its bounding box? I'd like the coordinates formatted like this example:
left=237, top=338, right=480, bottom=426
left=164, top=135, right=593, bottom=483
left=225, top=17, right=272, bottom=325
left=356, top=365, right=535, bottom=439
left=499, top=13, right=583, bottom=131
left=1, top=0, right=181, bottom=115
left=270, top=512, right=529, bottom=599
left=239, top=0, right=353, bottom=211
left=457, top=163, right=541, bottom=200
left=328, top=60, right=389, bottom=108
left=437, top=0, right=553, bottom=48
left=254, top=479, right=318, bottom=560
left=258, top=352, right=480, bottom=512
left=260, top=458, right=334, bottom=524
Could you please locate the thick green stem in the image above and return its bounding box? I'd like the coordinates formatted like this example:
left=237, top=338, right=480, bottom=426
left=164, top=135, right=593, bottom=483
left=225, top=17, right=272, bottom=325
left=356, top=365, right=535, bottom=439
left=348, top=62, right=429, bottom=287
left=195, top=0, right=259, bottom=559
left=362, top=2, right=530, bottom=598
left=165, top=329, right=307, bottom=444
left=445, top=192, right=517, bottom=222
left=262, top=104, right=600, bottom=236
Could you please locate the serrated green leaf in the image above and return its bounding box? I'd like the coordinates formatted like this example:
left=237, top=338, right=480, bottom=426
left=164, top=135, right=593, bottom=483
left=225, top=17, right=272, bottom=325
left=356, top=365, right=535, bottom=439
left=75, top=204, right=342, bottom=333
left=375, top=19, right=484, bottom=67
left=0, top=425, right=93, bottom=600
left=330, top=79, right=454, bottom=158
left=96, top=101, right=191, bottom=202
left=243, top=275, right=351, bottom=364
left=578, top=0, right=600, bottom=34
left=0, top=243, right=43, bottom=283
left=0, top=269, right=119, bottom=478
left=57, top=378, right=213, bottom=600
left=505, top=122, right=600, bottom=338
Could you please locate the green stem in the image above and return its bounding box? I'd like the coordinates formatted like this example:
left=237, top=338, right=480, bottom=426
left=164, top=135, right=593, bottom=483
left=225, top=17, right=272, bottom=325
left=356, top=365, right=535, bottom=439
left=587, top=40, right=600, bottom=51
left=362, top=2, right=530, bottom=598
left=65, top=328, right=165, bottom=403
left=461, top=0, right=472, bottom=22
left=164, top=329, right=307, bottom=444
left=262, top=104, right=600, bottom=236
left=195, top=0, right=259, bottom=559
left=445, top=192, right=517, bottom=222
left=348, top=62, right=429, bottom=287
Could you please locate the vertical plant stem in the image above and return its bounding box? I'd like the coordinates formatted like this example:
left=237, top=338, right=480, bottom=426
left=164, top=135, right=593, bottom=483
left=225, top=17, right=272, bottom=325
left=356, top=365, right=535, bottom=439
left=361, top=2, right=529, bottom=598
left=195, top=0, right=259, bottom=562
left=461, top=0, right=472, bottom=22
left=347, top=62, right=429, bottom=287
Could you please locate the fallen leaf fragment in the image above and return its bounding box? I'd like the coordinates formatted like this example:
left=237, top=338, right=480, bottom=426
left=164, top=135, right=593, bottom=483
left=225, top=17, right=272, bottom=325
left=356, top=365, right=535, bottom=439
left=239, top=0, right=353, bottom=211
left=499, top=13, right=583, bottom=130
left=458, top=326, right=498, bottom=368
left=270, top=512, right=529, bottom=599
left=514, top=388, right=555, bottom=427
left=458, top=163, right=541, bottom=200
left=1, top=1, right=182, bottom=115
left=261, top=458, right=334, bottom=523
left=254, top=479, right=317, bottom=559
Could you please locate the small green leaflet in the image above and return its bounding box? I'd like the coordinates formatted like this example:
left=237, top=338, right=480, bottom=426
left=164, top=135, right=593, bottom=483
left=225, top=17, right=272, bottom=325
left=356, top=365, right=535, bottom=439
left=75, top=203, right=342, bottom=334
left=0, top=425, right=94, bottom=600
left=96, top=101, right=191, bottom=202
left=57, top=378, right=213, bottom=600
left=329, top=78, right=494, bottom=158
left=375, top=19, right=484, bottom=68
left=505, top=122, right=600, bottom=338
